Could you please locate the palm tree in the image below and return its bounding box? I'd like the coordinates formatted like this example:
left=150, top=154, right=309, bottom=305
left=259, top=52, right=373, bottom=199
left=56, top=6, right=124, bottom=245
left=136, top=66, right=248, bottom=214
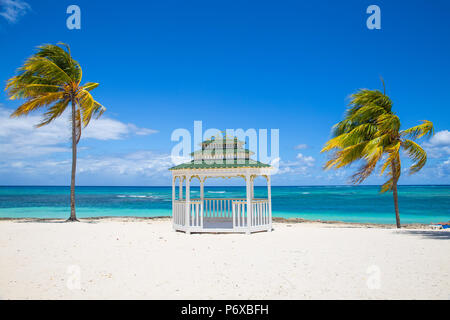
left=321, top=82, right=433, bottom=228
left=5, top=43, right=105, bottom=222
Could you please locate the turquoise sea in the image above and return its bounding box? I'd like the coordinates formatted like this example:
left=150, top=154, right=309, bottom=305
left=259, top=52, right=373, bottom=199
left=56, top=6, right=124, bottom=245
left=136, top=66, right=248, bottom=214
left=0, top=185, right=449, bottom=224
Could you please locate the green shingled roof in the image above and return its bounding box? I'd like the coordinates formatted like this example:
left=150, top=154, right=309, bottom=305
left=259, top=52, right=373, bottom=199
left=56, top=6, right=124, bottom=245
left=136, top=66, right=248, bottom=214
left=201, top=136, right=244, bottom=145
left=190, top=148, right=252, bottom=156
left=169, top=159, right=271, bottom=170
left=171, top=135, right=271, bottom=170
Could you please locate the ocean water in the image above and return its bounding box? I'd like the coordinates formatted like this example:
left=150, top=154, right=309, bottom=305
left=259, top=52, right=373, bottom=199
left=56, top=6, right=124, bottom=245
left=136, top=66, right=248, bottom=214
left=0, top=185, right=449, bottom=224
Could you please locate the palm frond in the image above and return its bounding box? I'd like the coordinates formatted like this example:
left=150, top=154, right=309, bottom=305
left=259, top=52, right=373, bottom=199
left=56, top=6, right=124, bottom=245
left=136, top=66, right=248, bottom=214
left=380, top=142, right=401, bottom=175
left=77, top=90, right=106, bottom=126
left=36, top=43, right=82, bottom=83
left=402, top=139, right=427, bottom=174
left=10, top=92, right=65, bottom=117
left=6, top=43, right=105, bottom=132
left=377, top=113, right=400, bottom=134
left=6, top=83, right=62, bottom=100
left=323, top=141, right=368, bottom=170
left=82, top=82, right=99, bottom=91
left=36, top=98, right=70, bottom=127
left=348, top=103, right=387, bottom=124
left=380, top=177, right=394, bottom=193
left=401, top=120, right=434, bottom=139
left=347, top=89, right=392, bottom=116
left=24, top=56, right=73, bottom=83
left=352, top=144, right=384, bottom=184
left=331, top=119, right=354, bottom=137
left=322, top=123, right=377, bottom=153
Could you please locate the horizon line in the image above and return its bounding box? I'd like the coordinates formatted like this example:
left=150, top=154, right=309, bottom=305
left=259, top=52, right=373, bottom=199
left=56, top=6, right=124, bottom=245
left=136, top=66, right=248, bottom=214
left=1, top=184, right=449, bottom=187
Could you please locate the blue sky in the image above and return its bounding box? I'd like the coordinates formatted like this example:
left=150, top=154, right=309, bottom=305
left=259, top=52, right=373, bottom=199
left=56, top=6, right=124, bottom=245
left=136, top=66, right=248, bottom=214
left=0, top=0, right=449, bottom=186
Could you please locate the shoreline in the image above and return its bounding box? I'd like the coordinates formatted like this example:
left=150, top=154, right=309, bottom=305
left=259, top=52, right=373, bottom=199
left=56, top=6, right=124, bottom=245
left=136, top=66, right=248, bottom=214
left=0, top=215, right=437, bottom=229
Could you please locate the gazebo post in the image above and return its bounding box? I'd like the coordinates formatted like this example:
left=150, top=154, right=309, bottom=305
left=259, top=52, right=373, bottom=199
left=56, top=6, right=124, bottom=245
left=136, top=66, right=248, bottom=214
left=267, top=175, right=272, bottom=232
left=246, top=173, right=251, bottom=234
left=200, top=176, right=204, bottom=227
left=200, top=177, right=204, bottom=200
left=185, top=175, right=191, bottom=234
left=179, top=176, right=183, bottom=200
left=172, top=177, right=175, bottom=202
left=172, top=177, right=175, bottom=230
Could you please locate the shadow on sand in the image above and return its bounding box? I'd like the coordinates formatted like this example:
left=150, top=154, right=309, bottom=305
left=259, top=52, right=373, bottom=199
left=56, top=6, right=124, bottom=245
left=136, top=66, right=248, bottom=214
left=400, top=230, right=450, bottom=240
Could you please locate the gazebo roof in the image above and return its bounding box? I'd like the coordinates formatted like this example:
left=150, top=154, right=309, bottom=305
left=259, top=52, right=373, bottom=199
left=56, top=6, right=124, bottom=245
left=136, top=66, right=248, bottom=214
left=200, top=135, right=244, bottom=146
left=169, top=135, right=271, bottom=171
left=169, top=159, right=271, bottom=170
left=189, top=148, right=252, bottom=156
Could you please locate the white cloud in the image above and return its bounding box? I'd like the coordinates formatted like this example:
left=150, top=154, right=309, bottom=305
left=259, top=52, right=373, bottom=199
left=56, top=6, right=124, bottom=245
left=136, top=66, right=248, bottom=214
left=0, top=151, right=174, bottom=178
left=275, top=160, right=309, bottom=175
left=436, top=158, right=450, bottom=177
left=294, top=143, right=308, bottom=150
left=429, top=130, right=450, bottom=146
left=323, top=169, right=348, bottom=181
left=126, top=123, right=158, bottom=136
left=0, top=0, right=30, bottom=23
left=273, top=154, right=316, bottom=176
left=77, top=151, right=173, bottom=176
left=0, top=107, right=157, bottom=159
left=296, top=153, right=315, bottom=166
left=82, top=118, right=157, bottom=140
left=423, top=130, right=450, bottom=158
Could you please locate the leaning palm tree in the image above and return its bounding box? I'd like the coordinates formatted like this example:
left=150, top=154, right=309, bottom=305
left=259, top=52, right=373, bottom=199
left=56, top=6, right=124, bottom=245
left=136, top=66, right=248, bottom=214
left=5, top=43, right=105, bottom=221
left=321, top=83, right=433, bottom=228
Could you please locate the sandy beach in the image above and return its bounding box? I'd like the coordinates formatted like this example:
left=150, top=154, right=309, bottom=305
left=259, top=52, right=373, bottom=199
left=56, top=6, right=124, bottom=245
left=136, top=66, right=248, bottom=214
left=0, top=218, right=448, bottom=300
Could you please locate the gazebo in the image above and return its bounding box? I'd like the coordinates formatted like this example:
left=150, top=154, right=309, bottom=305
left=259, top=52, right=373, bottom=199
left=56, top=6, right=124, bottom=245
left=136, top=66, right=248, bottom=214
left=169, top=136, right=273, bottom=234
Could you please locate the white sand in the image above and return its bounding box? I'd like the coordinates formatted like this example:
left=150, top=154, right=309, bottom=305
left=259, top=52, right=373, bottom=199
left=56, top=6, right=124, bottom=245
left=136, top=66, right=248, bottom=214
left=0, top=218, right=449, bottom=300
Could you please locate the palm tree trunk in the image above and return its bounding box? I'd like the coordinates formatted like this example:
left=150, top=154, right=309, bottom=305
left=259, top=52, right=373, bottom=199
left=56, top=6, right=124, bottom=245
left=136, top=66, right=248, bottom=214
left=392, top=180, right=401, bottom=228
left=67, top=99, right=78, bottom=222
left=391, top=161, right=401, bottom=228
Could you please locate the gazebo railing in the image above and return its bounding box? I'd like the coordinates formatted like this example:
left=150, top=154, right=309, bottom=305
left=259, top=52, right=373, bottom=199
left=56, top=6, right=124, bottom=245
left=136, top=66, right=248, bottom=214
left=251, top=199, right=270, bottom=227
left=173, top=200, right=185, bottom=226
left=232, top=199, right=247, bottom=228
left=173, top=198, right=270, bottom=231
left=189, top=200, right=203, bottom=227
left=203, top=198, right=239, bottom=220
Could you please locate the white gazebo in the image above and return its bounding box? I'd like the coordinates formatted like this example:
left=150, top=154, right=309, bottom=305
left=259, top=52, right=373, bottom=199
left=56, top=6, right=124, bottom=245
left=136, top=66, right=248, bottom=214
left=169, top=136, right=273, bottom=234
